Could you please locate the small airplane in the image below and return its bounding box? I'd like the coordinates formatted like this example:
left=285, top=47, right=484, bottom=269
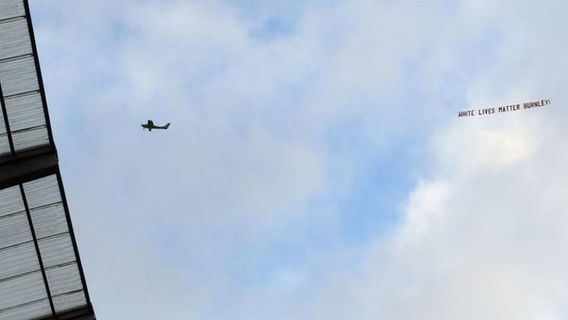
left=141, top=120, right=171, bottom=131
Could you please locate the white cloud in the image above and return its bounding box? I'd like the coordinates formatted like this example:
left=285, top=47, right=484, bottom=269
left=361, top=115, right=568, bottom=319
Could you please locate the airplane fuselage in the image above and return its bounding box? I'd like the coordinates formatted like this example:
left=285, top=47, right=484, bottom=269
left=142, top=120, right=170, bottom=131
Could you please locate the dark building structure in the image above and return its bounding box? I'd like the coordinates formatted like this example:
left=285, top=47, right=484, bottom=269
left=0, top=1, right=96, bottom=319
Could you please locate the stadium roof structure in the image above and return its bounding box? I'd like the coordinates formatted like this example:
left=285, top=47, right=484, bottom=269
left=0, top=1, right=96, bottom=319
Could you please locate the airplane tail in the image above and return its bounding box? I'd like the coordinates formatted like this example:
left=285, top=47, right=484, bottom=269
left=165, top=123, right=171, bottom=129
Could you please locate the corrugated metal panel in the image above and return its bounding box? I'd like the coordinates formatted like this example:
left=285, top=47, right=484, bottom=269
left=46, top=263, right=83, bottom=296
left=0, top=242, right=39, bottom=281
left=0, top=139, right=10, bottom=157
left=0, top=299, right=51, bottom=320
left=0, top=18, right=32, bottom=60
left=13, top=126, right=49, bottom=151
left=0, top=212, right=31, bottom=249
left=4, top=91, right=49, bottom=151
left=0, top=56, right=38, bottom=96
left=31, top=203, right=68, bottom=238
left=0, top=185, right=23, bottom=217
left=5, top=92, right=44, bottom=131
left=0, top=139, right=10, bottom=156
left=0, top=1, right=51, bottom=156
left=23, top=175, right=61, bottom=209
left=53, top=290, right=87, bottom=314
left=0, top=107, right=4, bottom=133
left=39, top=233, right=75, bottom=268
left=0, top=140, right=10, bottom=156
left=0, top=0, right=25, bottom=22
left=0, top=272, right=47, bottom=311
left=0, top=106, right=8, bottom=155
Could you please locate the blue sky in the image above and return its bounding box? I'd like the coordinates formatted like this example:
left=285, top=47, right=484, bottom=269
left=28, top=0, right=568, bottom=319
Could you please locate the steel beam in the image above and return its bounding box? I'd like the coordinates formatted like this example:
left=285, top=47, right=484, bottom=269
left=20, top=183, right=57, bottom=317
left=0, top=148, right=57, bottom=190
left=34, top=306, right=96, bottom=320
left=0, top=81, right=15, bottom=154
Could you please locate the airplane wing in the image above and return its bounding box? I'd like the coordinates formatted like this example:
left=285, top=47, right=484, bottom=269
left=148, top=120, right=154, bottom=126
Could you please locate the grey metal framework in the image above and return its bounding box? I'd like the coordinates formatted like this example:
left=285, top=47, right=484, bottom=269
left=0, top=0, right=96, bottom=319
